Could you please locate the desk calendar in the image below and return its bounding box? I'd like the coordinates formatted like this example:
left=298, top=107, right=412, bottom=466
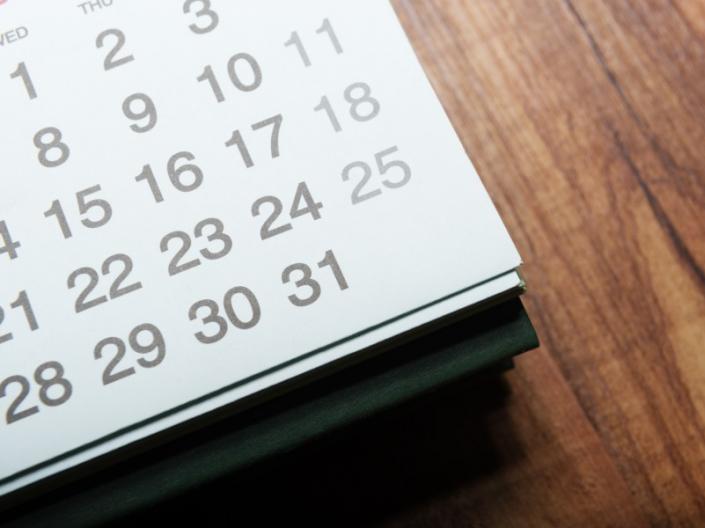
left=0, top=0, right=526, bottom=498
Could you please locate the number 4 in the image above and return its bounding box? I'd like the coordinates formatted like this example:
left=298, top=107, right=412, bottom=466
left=0, top=221, right=21, bottom=260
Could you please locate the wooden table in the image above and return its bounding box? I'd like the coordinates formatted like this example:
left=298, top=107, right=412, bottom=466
left=381, top=0, right=705, bottom=525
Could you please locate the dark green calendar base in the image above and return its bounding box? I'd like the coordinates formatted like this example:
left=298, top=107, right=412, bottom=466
left=3, top=298, right=537, bottom=527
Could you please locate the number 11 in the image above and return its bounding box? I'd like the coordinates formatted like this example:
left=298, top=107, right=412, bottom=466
left=285, top=18, right=343, bottom=68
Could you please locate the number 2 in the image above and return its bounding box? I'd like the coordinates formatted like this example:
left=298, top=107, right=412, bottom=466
left=96, top=29, right=134, bottom=71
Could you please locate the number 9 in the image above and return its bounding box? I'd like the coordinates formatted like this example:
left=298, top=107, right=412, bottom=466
left=122, top=93, right=158, bottom=133
left=129, top=323, right=166, bottom=368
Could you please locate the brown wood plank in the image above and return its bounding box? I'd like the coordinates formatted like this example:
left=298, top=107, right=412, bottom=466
left=387, top=0, right=705, bottom=525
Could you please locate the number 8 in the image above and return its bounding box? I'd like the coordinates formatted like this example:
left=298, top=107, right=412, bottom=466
left=34, top=127, right=70, bottom=168
left=344, top=82, right=380, bottom=122
left=35, top=361, right=72, bottom=407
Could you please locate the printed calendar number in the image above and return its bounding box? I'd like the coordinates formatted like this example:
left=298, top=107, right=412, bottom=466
left=10, top=62, right=37, bottom=100
left=136, top=151, right=205, bottom=203
left=197, top=53, right=263, bottom=103
left=34, top=127, right=70, bottom=168
left=183, top=0, right=219, bottom=35
left=44, top=185, right=113, bottom=240
left=0, top=291, right=39, bottom=345
left=96, top=29, right=134, bottom=71
left=67, top=254, right=143, bottom=313
left=225, top=114, right=283, bottom=169
left=315, top=82, right=381, bottom=133
left=0, top=221, right=21, bottom=260
left=252, top=182, right=323, bottom=240
left=94, top=323, right=166, bottom=385
left=342, top=147, right=411, bottom=205
left=160, top=217, right=233, bottom=277
left=282, top=250, right=349, bottom=308
left=0, top=362, right=73, bottom=425
left=189, top=286, right=261, bottom=345
left=122, top=93, right=158, bottom=133
left=285, top=18, right=343, bottom=68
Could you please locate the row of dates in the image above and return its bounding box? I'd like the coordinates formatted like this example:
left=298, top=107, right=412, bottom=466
left=0, top=144, right=411, bottom=262
left=0, top=247, right=348, bottom=426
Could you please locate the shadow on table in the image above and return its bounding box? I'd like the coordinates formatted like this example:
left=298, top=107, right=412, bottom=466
left=123, top=372, right=524, bottom=526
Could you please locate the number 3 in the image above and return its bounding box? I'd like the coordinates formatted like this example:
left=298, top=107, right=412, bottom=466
left=183, top=0, right=219, bottom=34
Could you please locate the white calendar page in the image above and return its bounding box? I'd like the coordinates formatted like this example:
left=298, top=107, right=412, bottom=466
left=0, top=0, right=521, bottom=490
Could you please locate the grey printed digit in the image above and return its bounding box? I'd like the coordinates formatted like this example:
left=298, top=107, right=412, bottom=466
left=189, top=287, right=260, bottom=344
left=282, top=263, right=321, bottom=307
left=0, top=291, right=38, bottom=346
left=343, top=147, right=411, bottom=205
left=252, top=197, right=293, bottom=240
left=129, top=324, right=166, bottom=368
left=345, top=82, right=380, bottom=122
left=162, top=231, right=200, bottom=276
left=68, top=254, right=143, bottom=313
left=34, top=127, right=70, bottom=168
left=45, top=185, right=113, bottom=239
left=317, top=18, right=343, bottom=54
left=0, top=376, right=39, bottom=424
left=103, top=254, right=143, bottom=299
left=252, top=182, right=323, bottom=240
left=68, top=267, right=107, bottom=313
left=195, top=218, right=233, bottom=260
left=189, top=299, right=227, bottom=344
left=136, top=152, right=204, bottom=203
left=161, top=218, right=232, bottom=276
left=168, top=152, right=203, bottom=192
left=282, top=250, right=349, bottom=307
left=10, top=62, right=37, bottom=100
left=318, top=250, right=349, bottom=291
left=285, top=18, right=343, bottom=68
left=198, top=53, right=262, bottom=103
left=183, top=0, right=219, bottom=34
left=122, top=93, right=158, bottom=133
left=0, top=307, right=12, bottom=345
left=0, top=221, right=21, bottom=260
left=226, top=114, right=283, bottom=169
left=227, top=53, right=262, bottom=92
left=376, top=147, right=411, bottom=188
left=342, top=162, right=380, bottom=204
left=252, top=114, right=283, bottom=159
left=315, top=82, right=380, bottom=132
left=95, top=337, right=135, bottom=385
left=35, top=362, right=72, bottom=407
left=95, top=324, right=166, bottom=385
left=1, top=362, right=73, bottom=424
left=10, top=291, right=39, bottom=332
left=223, top=286, right=260, bottom=329
left=96, top=29, right=134, bottom=71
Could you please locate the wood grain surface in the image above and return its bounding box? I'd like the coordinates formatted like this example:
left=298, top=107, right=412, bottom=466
left=385, top=0, right=705, bottom=526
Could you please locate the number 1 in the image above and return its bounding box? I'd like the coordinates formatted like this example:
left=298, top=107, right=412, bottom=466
left=11, top=291, right=39, bottom=332
left=317, top=18, right=343, bottom=54
left=318, top=250, right=349, bottom=290
left=10, top=62, right=37, bottom=100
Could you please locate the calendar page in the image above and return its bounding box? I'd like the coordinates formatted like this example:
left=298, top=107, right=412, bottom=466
left=0, top=0, right=521, bottom=492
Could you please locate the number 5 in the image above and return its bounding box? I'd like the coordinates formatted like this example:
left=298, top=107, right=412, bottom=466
left=375, top=147, right=411, bottom=189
